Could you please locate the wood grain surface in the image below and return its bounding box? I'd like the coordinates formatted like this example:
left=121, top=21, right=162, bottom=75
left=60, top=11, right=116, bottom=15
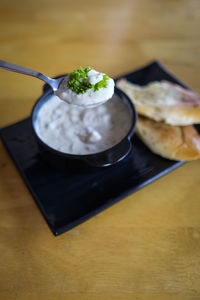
left=0, top=0, right=200, bottom=299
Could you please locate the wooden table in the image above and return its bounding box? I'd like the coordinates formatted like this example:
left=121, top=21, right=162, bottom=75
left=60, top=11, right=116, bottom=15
left=0, top=0, right=200, bottom=299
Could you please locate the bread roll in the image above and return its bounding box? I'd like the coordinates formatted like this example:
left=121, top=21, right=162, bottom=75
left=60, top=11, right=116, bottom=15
left=136, top=116, right=200, bottom=161
left=116, top=79, right=200, bottom=125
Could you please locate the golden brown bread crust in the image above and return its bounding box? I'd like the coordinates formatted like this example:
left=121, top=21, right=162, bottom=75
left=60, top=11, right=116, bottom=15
left=135, top=105, right=200, bottom=126
left=116, top=79, right=200, bottom=125
left=136, top=116, right=200, bottom=161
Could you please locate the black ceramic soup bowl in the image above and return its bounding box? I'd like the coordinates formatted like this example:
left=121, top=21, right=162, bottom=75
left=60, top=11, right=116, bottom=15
left=31, top=85, right=137, bottom=169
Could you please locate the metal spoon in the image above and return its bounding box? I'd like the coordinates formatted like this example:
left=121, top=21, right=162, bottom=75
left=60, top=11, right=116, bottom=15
left=0, top=59, right=64, bottom=92
left=0, top=60, right=114, bottom=108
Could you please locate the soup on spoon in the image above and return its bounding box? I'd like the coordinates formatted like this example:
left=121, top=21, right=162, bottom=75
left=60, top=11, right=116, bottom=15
left=55, top=67, right=115, bottom=107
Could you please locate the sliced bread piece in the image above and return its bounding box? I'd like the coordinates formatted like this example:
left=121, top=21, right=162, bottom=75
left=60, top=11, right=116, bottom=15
left=116, top=79, right=200, bottom=125
left=136, top=116, right=200, bottom=161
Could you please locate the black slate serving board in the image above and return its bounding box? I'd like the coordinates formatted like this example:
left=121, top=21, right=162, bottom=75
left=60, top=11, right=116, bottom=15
left=1, top=61, right=197, bottom=236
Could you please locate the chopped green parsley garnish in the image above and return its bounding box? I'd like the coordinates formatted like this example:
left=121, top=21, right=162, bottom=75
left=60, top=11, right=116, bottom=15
left=67, top=67, right=109, bottom=94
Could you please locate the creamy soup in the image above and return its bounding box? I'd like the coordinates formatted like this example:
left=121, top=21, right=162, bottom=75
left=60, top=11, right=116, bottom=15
left=35, top=95, right=132, bottom=155
left=55, top=68, right=115, bottom=107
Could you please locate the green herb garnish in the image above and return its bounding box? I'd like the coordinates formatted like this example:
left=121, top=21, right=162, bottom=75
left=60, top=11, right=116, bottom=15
left=93, top=74, right=109, bottom=92
left=67, top=67, right=109, bottom=94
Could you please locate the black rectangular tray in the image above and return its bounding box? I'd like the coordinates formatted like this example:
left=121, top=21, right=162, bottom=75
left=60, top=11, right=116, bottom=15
left=1, top=61, right=196, bottom=236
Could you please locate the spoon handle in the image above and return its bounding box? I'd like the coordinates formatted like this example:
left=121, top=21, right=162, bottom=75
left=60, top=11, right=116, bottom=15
left=0, top=60, right=60, bottom=91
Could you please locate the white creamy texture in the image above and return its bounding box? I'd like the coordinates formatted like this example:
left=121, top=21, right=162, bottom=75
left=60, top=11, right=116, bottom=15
left=55, top=69, right=115, bottom=107
left=35, top=95, right=132, bottom=155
